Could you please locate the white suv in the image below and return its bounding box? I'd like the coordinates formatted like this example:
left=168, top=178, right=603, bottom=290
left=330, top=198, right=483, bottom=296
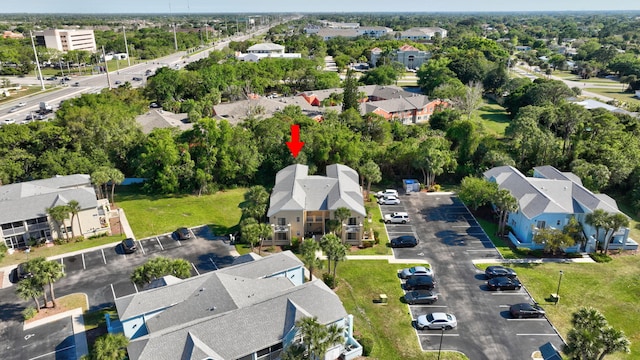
left=375, top=189, right=399, bottom=198
left=384, top=212, right=409, bottom=224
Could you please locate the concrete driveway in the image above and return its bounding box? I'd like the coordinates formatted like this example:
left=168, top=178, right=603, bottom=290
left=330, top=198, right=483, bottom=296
left=389, top=192, right=564, bottom=360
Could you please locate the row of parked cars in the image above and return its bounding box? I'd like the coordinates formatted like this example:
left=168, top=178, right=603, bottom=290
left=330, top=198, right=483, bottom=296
left=484, top=265, right=546, bottom=318
left=120, top=227, right=192, bottom=254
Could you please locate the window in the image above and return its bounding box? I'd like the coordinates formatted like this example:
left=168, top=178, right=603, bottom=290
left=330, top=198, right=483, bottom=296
left=556, top=220, right=561, bottom=226
left=277, top=218, right=286, bottom=226
left=296, top=217, right=300, bottom=223
left=348, top=217, right=357, bottom=225
left=536, top=221, right=546, bottom=229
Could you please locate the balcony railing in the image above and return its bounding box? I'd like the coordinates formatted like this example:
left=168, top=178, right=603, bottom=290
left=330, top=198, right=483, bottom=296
left=345, top=225, right=362, bottom=233
left=273, top=225, right=289, bottom=232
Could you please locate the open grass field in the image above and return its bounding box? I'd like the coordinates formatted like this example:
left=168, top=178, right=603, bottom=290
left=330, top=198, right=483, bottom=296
left=476, top=100, right=510, bottom=137
left=115, top=186, right=245, bottom=238
left=334, top=260, right=468, bottom=360
left=586, top=88, right=640, bottom=107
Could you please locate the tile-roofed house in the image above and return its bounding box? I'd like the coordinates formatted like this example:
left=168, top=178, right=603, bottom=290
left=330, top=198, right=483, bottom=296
left=267, top=164, right=366, bottom=245
left=483, top=165, right=634, bottom=252
left=0, top=175, right=111, bottom=249
left=114, top=251, right=363, bottom=360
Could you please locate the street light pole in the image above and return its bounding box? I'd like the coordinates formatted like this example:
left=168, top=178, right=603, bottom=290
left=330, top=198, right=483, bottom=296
left=123, top=25, right=131, bottom=67
left=555, top=270, right=564, bottom=305
left=30, top=31, right=46, bottom=90
left=437, top=327, right=445, bottom=360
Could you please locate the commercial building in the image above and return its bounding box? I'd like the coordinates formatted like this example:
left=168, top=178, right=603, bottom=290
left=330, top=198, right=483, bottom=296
left=34, top=29, right=97, bottom=52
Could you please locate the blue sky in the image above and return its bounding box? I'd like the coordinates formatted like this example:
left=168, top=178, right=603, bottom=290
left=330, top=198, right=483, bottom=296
left=4, top=0, right=640, bottom=13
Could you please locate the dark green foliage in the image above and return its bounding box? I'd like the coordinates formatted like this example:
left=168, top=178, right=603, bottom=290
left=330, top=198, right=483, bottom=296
left=589, top=253, right=613, bottom=263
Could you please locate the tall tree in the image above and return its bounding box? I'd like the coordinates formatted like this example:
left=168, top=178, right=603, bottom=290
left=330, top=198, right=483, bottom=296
left=67, top=200, right=82, bottom=239
left=601, top=213, right=629, bottom=254
left=493, top=189, right=518, bottom=236
left=458, top=177, right=498, bottom=211
left=300, top=238, right=321, bottom=280
left=565, top=307, right=630, bottom=360
left=92, top=333, right=130, bottom=360
left=38, top=259, right=65, bottom=308
left=585, top=209, right=608, bottom=252
left=107, top=168, right=125, bottom=206
left=564, top=216, right=586, bottom=251
left=333, top=207, right=352, bottom=238
left=533, top=228, right=575, bottom=255
left=242, top=185, right=270, bottom=222
left=453, top=82, right=484, bottom=119
left=240, top=218, right=261, bottom=252
left=412, top=135, right=456, bottom=189
left=341, top=69, right=359, bottom=112
left=91, top=168, right=110, bottom=200
left=256, top=223, right=272, bottom=255
left=47, top=205, right=71, bottom=241
left=359, top=160, right=381, bottom=200
left=16, top=277, right=44, bottom=313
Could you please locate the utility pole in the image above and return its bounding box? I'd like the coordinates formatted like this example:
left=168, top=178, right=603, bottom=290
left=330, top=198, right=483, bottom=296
left=102, top=46, right=112, bottom=88
left=123, top=25, right=131, bottom=67
left=30, top=31, right=45, bottom=90
left=173, top=24, right=178, bottom=51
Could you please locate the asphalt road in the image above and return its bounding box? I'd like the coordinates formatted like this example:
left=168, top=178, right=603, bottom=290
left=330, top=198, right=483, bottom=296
left=384, top=192, right=565, bottom=360
left=0, top=225, right=235, bottom=360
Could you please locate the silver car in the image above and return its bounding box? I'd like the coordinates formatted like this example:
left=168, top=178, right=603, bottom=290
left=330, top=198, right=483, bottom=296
left=399, top=266, right=433, bottom=279
left=416, top=312, right=457, bottom=330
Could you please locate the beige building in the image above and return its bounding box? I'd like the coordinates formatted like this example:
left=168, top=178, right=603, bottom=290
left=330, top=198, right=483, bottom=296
left=34, top=29, right=97, bottom=52
left=267, top=164, right=366, bottom=245
left=0, top=174, right=110, bottom=249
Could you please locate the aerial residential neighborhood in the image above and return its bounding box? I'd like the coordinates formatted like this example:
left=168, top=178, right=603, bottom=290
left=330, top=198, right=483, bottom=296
left=1, top=3, right=640, bottom=360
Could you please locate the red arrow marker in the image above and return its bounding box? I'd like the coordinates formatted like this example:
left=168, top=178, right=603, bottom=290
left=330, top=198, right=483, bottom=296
left=286, top=124, right=305, bottom=158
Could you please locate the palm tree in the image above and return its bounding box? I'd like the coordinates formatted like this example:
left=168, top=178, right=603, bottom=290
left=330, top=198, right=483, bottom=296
left=25, top=257, right=49, bottom=305
left=92, top=333, right=129, bottom=360
left=325, top=323, right=346, bottom=350
left=300, top=238, right=321, bottom=280
left=602, top=213, right=629, bottom=254
left=296, top=316, right=326, bottom=359
left=108, top=168, right=125, bottom=206
left=40, top=259, right=65, bottom=308
left=16, top=278, right=44, bottom=312
left=334, top=207, right=352, bottom=240
left=585, top=209, right=608, bottom=251
left=47, top=205, right=71, bottom=241
left=493, top=189, right=518, bottom=237
left=91, top=168, right=110, bottom=200
left=256, top=223, right=271, bottom=255
left=67, top=200, right=82, bottom=239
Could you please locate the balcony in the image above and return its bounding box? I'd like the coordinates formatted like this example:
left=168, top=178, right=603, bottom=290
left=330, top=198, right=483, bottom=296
left=272, top=224, right=289, bottom=232
left=345, top=224, right=362, bottom=233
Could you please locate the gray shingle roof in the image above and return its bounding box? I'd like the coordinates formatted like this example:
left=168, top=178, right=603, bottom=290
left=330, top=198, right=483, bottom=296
left=267, top=164, right=366, bottom=217
left=247, top=42, right=285, bottom=52
left=484, top=166, right=621, bottom=219
left=0, top=174, right=98, bottom=224
left=123, top=251, right=349, bottom=360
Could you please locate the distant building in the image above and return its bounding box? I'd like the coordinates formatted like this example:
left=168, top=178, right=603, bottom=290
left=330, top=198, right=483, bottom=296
left=370, top=44, right=432, bottom=69
left=235, top=42, right=301, bottom=62
left=34, top=29, right=97, bottom=53
left=305, top=23, right=393, bottom=41
left=397, top=27, right=448, bottom=41
left=2, top=31, right=24, bottom=39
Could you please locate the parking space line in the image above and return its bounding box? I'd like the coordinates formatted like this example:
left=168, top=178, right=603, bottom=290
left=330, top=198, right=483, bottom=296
left=191, top=263, right=200, bottom=276
left=451, top=225, right=469, bottom=228
left=156, top=237, right=164, bottom=251
left=101, top=249, right=107, bottom=264
left=516, top=333, right=558, bottom=336
left=82, top=253, right=86, bottom=269
left=209, top=257, right=218, bottom=270
left=60, top=258, right=64, bottom=273
left=133, top=283, right=139, bottom=293
left=110, top=283, right=116, bottom=301
left=417, top=333, right=460, bottom=337
left=499, top=305, right=510, bottom=308
left=409, top=305, right=448, bottom=308
left=177, top=239, right=182, bottom=246
left=508, top=319, right=547, bottom=321
left=138, top=239, right=146, bottom=255
left=28, top=345, right=76, bottom=360
left=466, top=249, right=497, bottom=252
left=491, top=292, right=525, bottom=296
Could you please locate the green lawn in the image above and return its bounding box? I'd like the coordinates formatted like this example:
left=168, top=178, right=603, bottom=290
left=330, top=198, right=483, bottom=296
left=0, top=85, right=55, bottom=105
left=476, top=100, right=510, bottom=138
left=586, top=88, right=640, bottom=107
left=477, top=256, right=640, bottom=360
left=115, top=186, right=245, bottom=238
left=334, top=261, right=467, bottom=360
left=349, top=194, right=391, bottom=255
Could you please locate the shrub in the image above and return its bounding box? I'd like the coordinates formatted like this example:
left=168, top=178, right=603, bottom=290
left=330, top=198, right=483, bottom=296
left=373, top=230, right=380, bottom=243
left=22, top=307, right=37, bottom=320
left=358, top=336, right=374, bottom=356
left=431, top=184, right=442, bottom=192
left=361, top=240, right=374, bottom=248
left=590, top=252, right=612, bottom=263
left=322, top=273, right=337, bottom=288
left=54, top=238, right=69, bottom=245
left=289, top=237, right=301, bottom=253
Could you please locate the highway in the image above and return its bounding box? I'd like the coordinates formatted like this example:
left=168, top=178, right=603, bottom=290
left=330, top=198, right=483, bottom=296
left=0, top=23, right=277, bottom=125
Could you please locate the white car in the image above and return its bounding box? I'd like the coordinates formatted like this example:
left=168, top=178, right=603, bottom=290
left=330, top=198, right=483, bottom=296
left=2, top=118, right=16, bottom=125
left=17, top=102, right=27, bottom=107
left=375, top=189, right=399, bottom=198
left=416, top=312, right=457, bottom=330
left=384, top=212, right=409, bottom=224
left=378, top=195, right=400, bottom=205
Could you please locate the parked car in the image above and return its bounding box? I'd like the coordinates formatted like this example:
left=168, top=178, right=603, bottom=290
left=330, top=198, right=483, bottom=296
left=404, top=290, right=438, bottom=305
left=510, top=303, right=546, bottom=318
left=16, top=262, right=33, bottom=280
left=25, top=114, right=35, bottom=120
left=485, top=265, right=517, bottom=279
left=2, top=118, right=16, bottom=125
left=174, top=227, right=191, bottom=240
left=390, top=235, right=418, bottom=248
left=405, top=275, right=436, bottom=290
left=487, top=276, right=522, bottom=291
left=121, top=238, right=137, bottom=254
left=375, top=189, right=399, bottom=198
left=416, top=312, right=457, bottom=330
left=378, top=195, right=400, bottom=205
left=385, top=212, right=409, bottom=224
left=36, top=114, right=48, bottom=120
left=399, top=266, right=433, bottom=279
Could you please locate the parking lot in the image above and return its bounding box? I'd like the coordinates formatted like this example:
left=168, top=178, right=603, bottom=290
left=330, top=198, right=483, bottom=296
left=0, top=225, right=236, bottom=360
left=381, top=192, right=564, bottom=359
